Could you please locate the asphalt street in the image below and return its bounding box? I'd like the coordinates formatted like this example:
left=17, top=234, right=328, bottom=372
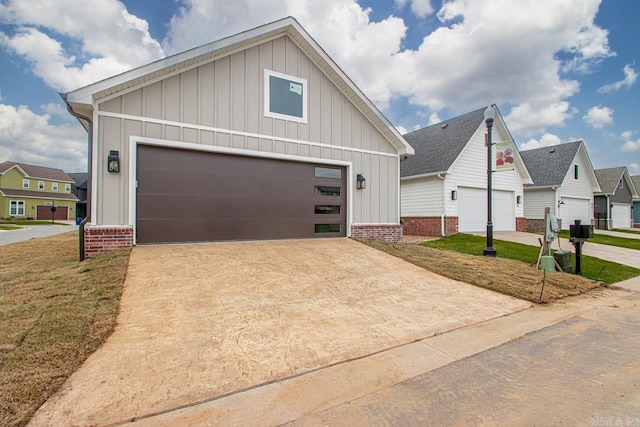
left=0, top=224, right=77, bottom=246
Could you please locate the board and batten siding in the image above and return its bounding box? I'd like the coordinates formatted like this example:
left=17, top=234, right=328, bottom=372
left=559, top=150, right=596, bottom=200
left=94, top=35, right=399, bottom=226
left=448, top=124, right=525, bottom=218
left=400, top=177, right=444, bottom=216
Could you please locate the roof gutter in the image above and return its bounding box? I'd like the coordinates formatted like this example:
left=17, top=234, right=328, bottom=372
left=61, top=94, right=92, bottom=261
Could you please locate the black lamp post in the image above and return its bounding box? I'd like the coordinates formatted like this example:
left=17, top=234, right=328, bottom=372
left=483, top=105, right=497, bottom=257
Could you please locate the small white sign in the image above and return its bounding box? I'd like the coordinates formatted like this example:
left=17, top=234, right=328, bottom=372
left=290, top=82, right=302, bottom=95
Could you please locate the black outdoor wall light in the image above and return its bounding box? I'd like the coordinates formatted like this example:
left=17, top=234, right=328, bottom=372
left=356, top=174, right=366, bottom=189
left=107, top=150, right=120, bottom=173
left=451, top=190, right=457, bottom=200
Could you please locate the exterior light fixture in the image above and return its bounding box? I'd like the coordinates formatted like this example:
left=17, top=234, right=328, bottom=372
left=483, top=105, right=496, bottom=257
left=517, top=195, right=522, bottom=205
left=451, top=190, right=457, bottom=200
left=558, top=199, right=565, bottom=207
left=107, top=150, right=120, bottom=173
left=356, top=174, right=366, bottom=190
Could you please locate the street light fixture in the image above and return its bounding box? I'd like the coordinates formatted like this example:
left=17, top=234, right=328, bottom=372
left=483, top=105, right=497, bottom=257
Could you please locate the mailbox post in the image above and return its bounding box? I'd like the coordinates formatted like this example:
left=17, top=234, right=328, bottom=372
left=569, top=219, right=594, bottom=275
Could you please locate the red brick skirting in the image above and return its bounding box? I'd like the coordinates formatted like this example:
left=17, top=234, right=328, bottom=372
left=401, top=216, right=458, bottom=237
left=84, top=226, right=134, bottom=258
left=350, top=224, right=402, bottom=243
left=516, top=217, right=526, bottom=232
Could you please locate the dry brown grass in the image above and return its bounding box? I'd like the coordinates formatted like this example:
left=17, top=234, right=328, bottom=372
left=0, top=231, right=130, bottom=427
left=360, top=239, right=602, bottom=303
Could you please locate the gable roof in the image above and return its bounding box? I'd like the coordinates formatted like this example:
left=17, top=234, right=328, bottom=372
left=68, top=172, right=88, bottom=189
left=520, top=140, right=599, bottom=190
left=401, top=108, right=486, bottom=177
left=0, top=161, right=73, bottom=183
left=64, top=17, right=413, bottom=156
left=632, top=175, right=640, bottom=201
left=0, top=188, right=79, bottom=201
left=595, top=167, right=627, bottom=195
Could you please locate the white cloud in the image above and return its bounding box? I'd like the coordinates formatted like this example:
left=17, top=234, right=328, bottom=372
left=427, top=112, right=441, bottom=126
left=505, top=102, right=575, bottom=137
left=395, top=125, right=408, bottom=135
left=583, top=106, right=613, bottom=129
left=410, top=0, right=434, bottom=18
left=0, top=0, right=164, bottom=92
left=629, top=162, right=639, bottom=173
left=598, top=64, right=638, bottom=93
left=520, top=133, right=562, bottom=151
left=620, top=131, right=640, bottom=152
left=0, top=104, right=87, bottom=171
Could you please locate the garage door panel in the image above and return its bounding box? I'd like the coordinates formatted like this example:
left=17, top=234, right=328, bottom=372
left=559, top=197, right=590, bottom=230
left=612, top=203, right=631, bottom=228
left=458, top=187, right=514, bottom=232
left=136, top=145, right=346, bottom=243
left=36, top=205, right=69, bottom=221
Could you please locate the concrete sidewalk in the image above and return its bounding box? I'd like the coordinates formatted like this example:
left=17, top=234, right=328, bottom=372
left=474, top=231, right=640, bottom=269
left=596, top=228, right=640, bottom=240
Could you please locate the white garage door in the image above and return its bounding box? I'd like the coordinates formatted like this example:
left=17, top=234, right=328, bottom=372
left=559, top=197, right=591, bottom=230
left=458, top=187, right=515, bottom=232
left=611, top=203, right=631, bottom=228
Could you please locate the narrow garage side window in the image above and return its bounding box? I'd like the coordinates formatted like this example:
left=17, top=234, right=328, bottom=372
left=264, top=70, right=307, bottom=123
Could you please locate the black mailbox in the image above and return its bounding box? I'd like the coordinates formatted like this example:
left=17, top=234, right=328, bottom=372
left=569, top=224, right=581, bottom=238
left=580, top=224, right=594, bottom=238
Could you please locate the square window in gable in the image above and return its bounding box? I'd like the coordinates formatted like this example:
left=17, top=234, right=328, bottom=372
left=264, top=70, right=307, bottom=123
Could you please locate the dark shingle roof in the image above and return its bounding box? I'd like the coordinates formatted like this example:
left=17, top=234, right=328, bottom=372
left=595, top=167, right=627, bottom=195
left=400, top=108, right=486, bottom=177
left=0, top=161, right=74, bottom=182
left=519, top=141, right=583, bottom=188
left=68, top=172, right=88, bottom=189
left=632, top=175, right=640, bottom=200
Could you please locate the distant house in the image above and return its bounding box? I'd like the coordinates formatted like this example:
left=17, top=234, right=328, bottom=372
left=520, top=141, right=601, bottom=231
left=594, top=167, right=639, bottom=229
left=0, top=161, right=78, bottom=220
left=400, top=106, right=532, bottom=236
left=632, top=175, right=640, bottom=227
left=68, top=172, right=88, bottom=219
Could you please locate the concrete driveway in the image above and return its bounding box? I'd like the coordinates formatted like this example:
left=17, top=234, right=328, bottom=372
left=475, top=231, right=640, bottom=269
left=0, top=223, right=76, bottom=246
left=29, top=238, right=530, bottom=426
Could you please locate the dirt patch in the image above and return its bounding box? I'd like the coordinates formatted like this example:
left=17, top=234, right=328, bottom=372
left=0, top=231, right=130, bottom=427
left=359, top=239, right=602, bottom=303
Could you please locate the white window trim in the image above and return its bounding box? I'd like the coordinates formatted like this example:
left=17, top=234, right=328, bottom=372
left=264, top=69, right=308, bottom=124
left=65, top=183, right=71, bottom=192
left=38, top=181, right=45, bottom=190
left=52, top=182, right=59, bottom=191
left=10, top=200, right=25, bottom=216
left=22, top=179, right=29, bottom=189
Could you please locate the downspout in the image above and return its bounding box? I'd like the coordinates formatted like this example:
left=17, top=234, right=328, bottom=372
left=61, top=94, right=93, bottom=261
left=437, top=173, right=446, bottom=236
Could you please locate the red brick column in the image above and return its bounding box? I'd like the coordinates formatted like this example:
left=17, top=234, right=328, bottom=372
left=516, top=217, right=526, bottom=232
left=350, top=224, right=402, bottom=243
left=84, top=226, right=134, bottom=258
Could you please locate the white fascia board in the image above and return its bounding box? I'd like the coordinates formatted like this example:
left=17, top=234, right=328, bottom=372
left=400, top=171, right=448, bottom=181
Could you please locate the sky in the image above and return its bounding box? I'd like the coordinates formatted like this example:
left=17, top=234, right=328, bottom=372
left=0, top=0, right=638, bottom=175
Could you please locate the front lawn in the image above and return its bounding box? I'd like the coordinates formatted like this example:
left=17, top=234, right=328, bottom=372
left=611, top=228, right=640, bottom=235
left=0, top=224, right=22, bottom=231
left=0, top=231, right=130, bottom=427
left=557, top=230, right=640, bottom=251
left=421, top=233, right=639, bottom=285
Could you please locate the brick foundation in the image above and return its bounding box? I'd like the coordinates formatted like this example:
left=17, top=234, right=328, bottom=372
left=526, top=218, right=565, bottom=233
left=350, top=224, right=402, bottom=243
left=84, top=225, right=134, bottom=258
left=516, top=217, right=526, bottom=232
left=401, top=216, right=458, bottom=237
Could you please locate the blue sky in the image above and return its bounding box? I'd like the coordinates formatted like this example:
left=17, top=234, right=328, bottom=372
left=0, top=0, right=638, bottom=174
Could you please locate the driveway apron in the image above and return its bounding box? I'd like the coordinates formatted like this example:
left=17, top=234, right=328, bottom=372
left=29, top=238, right=530, bottom=426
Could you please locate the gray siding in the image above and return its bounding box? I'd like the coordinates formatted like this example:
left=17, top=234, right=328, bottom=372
left=95, top=35, right=399, bottom=226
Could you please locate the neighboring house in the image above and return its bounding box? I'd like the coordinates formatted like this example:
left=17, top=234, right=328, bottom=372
left=400, top=106, right=532, bottom=236
left=632, top=175, right=640, bottom=227
left=0, top=161, right=78, bottom=220
left=62, top=17, right=414, bottom=257
left=520, top=140, right=601, bottom=231
left=68, top=172, right=88, bottom=219
left=594, top=167, right=639, bottom=229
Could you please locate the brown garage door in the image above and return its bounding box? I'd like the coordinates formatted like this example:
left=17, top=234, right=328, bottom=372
left=136, top=145, right=347, bottom=244
left=36, top=205, right=69, bottom=221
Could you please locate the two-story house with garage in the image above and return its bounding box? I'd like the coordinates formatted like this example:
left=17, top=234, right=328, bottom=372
left=0, top=161, right=78, bottom=221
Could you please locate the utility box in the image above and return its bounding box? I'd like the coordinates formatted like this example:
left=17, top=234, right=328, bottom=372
left=540, top=256, right=555, bottom=272
left=553, top=250, right=573, bottom=273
